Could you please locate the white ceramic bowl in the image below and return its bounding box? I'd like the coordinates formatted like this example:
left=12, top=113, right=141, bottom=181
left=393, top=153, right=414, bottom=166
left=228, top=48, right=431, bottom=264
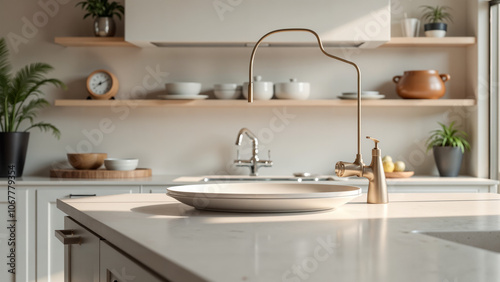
left=242, top=76, right=273, bottom=100
left=214, top=88, right=242, bottom=99
left=165, top=82, right=201, bottom=95
left=214, top=83, right=239, bottom=90
left=275, top=78, right=310, bottom=100
left=104, top=158, right=138, bottom=171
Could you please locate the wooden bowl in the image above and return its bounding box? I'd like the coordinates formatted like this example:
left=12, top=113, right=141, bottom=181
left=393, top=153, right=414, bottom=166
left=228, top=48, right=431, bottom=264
left=385, top=171, right=414, bottom=178
left=67, top=153, right=107, bottom=170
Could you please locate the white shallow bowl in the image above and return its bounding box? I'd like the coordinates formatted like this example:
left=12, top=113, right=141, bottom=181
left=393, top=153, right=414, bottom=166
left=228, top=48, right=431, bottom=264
left=165, top=82, right=201, bottom=95
left=104, top=158, right=138, bottom=171
left=275, top=78, right=310, bottom=100
left=167, top=183, right=361, bottom=212
left=214, top=87, right=242, bottom=99
left=214, top=83, right=239, bottom=90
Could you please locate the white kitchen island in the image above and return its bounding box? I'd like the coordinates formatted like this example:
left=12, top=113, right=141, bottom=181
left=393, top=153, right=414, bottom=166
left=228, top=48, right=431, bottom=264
left=57, top=192, right=500, bottom=282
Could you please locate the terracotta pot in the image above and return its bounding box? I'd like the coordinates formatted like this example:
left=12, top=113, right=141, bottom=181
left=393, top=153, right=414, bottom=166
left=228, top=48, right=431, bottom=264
left=393, top=70, right=450, bottom=99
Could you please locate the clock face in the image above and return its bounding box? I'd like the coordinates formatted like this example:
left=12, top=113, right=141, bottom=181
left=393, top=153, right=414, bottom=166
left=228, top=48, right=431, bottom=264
left=89, top=72, right=113, bottom=95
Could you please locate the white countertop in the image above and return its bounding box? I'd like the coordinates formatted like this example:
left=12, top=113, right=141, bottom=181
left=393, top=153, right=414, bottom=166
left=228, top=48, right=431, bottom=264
left=58, top=193, right=500, bottom=282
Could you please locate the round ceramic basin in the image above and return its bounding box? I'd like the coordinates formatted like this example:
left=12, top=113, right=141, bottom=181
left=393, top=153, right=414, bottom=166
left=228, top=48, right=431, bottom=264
left=167, top=183, right=361, bottom=213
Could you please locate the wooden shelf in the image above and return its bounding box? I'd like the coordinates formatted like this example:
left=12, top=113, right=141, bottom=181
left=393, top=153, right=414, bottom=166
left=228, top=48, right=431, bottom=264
left=54, top=37, right=137, bottom=47
left=54, top=36, right=476, bottom=48
left=382, top=37, right=476, bottom=47
left=54, top=99, right=476, bottom=107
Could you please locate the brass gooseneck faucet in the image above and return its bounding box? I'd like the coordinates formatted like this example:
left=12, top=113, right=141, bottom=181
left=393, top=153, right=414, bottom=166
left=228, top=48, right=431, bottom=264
left=247, top=28, right=388, bottom=204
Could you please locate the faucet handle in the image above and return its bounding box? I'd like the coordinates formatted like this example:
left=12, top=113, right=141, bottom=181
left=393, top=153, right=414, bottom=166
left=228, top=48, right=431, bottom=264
left=366, top=136, right=380, bottom=149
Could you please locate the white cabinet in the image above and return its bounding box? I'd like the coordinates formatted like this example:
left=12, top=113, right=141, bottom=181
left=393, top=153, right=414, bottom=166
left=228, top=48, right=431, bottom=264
left=0, top=185, right=35, bottom=282
left=100, top=241, right=166, bottom=282
left=37, top=186, right=140, bottom=282
left=125, top=0, right=390, bottom=48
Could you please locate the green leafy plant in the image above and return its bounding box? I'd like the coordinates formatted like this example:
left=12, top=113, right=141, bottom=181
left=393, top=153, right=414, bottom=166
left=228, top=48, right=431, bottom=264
left=76, top=0, right=125, bottom=20
left=0, top=38, right=65, bottom=138
left=426, top=122, right=470, bottom=153
left=420, top=5, right=453, bottom=24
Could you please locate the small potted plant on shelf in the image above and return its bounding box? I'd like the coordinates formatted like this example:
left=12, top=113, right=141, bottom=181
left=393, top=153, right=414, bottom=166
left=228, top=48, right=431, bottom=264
left=0, top=38, right=65, bottom=177
left=425, top=121, right=470, bottom=177
left=76, top=0, right=125, bottom=37
left=420, top=5, right=453, bottom=37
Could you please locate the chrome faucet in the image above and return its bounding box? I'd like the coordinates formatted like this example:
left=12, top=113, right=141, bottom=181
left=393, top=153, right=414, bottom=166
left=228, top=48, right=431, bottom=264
left=246, top=28, right=388, bottom=204
left=234, top=128, right=273, bottom=176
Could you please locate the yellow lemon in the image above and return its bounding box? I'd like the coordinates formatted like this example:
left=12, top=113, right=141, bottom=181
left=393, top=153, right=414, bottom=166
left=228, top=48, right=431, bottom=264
left=394, top=161, right=406, bottom=172
left=382, top=155, right=393, bottom=163
left=383, top=161, right=394, bottom=172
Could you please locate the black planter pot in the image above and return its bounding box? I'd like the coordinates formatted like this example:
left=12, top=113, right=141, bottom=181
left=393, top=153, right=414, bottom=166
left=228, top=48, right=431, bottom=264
left=433, top=146, right=463, bottom=177
left=424, top=22, right=448, bottom=32
left=0, top=132, right=30, bottom=177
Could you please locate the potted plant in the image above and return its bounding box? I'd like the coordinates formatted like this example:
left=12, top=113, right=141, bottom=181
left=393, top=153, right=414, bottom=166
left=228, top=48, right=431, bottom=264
left=76, top=0, right=125, bottom=37
left=425, top=122, right=470, bottom=177
left=0, top=38, right=65, bottom=177
left=420, top=5, right=453, bottom=38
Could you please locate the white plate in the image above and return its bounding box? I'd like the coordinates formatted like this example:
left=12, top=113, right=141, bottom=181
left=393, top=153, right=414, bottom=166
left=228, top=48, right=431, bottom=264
left=158, top=94, right=208, bottom=100
left=338, top=94, right=385, bottom=100
left=342, top=91, right=379, bottom=96
left=166, top=183, right=361, bottom=212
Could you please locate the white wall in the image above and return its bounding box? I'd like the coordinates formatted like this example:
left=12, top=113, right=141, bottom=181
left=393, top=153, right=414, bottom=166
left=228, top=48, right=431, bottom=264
left=1, top=0, right=479, bottom=177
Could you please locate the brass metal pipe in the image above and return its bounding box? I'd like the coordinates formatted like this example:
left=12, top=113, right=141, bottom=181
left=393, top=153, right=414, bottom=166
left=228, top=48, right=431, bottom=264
left=247, top=28, right=362, bottom=157
left=247, top=28, right=388, bottom=204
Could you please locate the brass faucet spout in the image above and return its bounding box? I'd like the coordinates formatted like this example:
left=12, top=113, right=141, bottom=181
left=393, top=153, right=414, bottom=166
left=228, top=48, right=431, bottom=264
left=247, top=29, right=387, bottom=204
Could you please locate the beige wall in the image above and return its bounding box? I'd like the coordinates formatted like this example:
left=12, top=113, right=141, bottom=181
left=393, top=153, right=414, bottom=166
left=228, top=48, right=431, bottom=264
left=1, top=0, right=478, bottom=177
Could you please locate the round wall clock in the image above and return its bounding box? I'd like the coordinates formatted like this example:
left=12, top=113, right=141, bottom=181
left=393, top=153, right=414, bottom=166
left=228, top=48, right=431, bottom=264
left=86, top=69, right=119, bottom=100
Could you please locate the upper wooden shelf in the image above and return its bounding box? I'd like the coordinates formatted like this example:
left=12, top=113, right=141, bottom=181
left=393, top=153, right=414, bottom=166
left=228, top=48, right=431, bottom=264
left=382, top=37, right=476, bottom=47
left=54, top=37, right=137, bottom=47
left=54, top=36, right=476, bottom=48
left=54, top=99, right=476, bottom=107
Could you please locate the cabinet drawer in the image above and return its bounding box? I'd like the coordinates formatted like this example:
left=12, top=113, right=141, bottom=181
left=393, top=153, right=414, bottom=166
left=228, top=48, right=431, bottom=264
left=62, top=217, right=100, bottom=282
left=100, top=241, right=168, bottom=282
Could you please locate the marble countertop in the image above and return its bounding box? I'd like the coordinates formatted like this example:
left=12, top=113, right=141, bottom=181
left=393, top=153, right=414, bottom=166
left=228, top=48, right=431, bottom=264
left=58, top=193, right=500, bottom=282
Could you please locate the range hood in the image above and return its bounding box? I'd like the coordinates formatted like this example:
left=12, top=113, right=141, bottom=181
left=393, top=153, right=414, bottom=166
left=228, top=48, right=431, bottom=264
left=125, top=0, right=390, bottom=48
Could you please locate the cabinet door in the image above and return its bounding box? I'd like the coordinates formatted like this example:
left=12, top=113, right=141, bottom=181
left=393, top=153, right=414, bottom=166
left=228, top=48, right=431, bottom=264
left=61, top=217, right=100, bottom=282
left=37, top=186, right=140, bottom=282
left=100, top=241, right=167, bottom=282
left=0, top=186, right=35, bottom=282
left=0, top=188, right=14, bottom=282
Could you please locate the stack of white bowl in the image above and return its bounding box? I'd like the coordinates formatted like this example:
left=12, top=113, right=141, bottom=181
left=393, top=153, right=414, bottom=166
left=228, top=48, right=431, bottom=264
left=213, top=84, right=242, bottom=99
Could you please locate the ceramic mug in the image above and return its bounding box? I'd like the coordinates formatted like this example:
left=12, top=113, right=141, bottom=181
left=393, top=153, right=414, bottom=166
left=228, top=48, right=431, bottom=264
left=393, top=70, right=450, bottom=99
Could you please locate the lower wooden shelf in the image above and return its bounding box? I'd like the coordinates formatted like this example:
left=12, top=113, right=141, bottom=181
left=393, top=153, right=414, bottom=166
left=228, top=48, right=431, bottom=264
left=54, top=99, right=476, bottom=107
left=54, top=37, right=137, bottom=47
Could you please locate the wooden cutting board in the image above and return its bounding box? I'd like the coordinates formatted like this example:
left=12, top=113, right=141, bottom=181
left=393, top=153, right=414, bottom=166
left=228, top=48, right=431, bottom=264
left=50, top=168, right=152, bottom=179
